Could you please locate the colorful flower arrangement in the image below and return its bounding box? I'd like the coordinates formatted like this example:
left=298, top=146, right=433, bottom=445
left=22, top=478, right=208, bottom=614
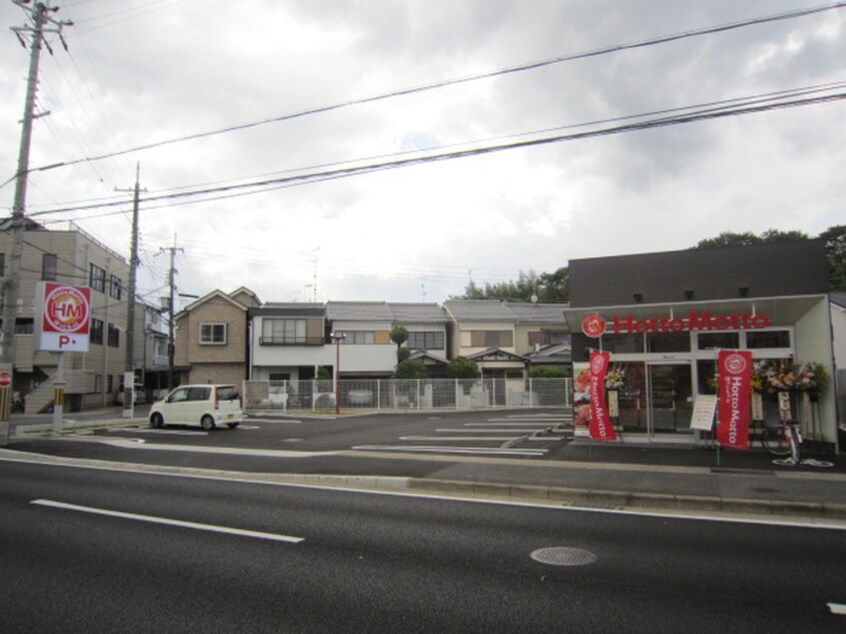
left=762, top=361, right=829, bottom=396
left=604, top=365, right=626, bottom=391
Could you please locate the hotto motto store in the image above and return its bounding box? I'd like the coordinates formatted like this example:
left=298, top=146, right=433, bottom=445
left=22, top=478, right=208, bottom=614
left=563, top=240, right=838, bottom=452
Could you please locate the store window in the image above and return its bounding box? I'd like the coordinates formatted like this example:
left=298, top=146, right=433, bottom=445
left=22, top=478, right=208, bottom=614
left=647, top=332, right=690, bottom=353
left=746, top=330, right=791, bottom=349
left=600, top=333, right=644, bottom=354
left=697, top=332, right=739, bottom=351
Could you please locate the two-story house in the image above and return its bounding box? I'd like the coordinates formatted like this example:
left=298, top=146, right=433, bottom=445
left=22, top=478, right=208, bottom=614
left=173, top=287, right=260, bottom=386
left=443, top=299, right=570, bottom=378
left=0, top=219, right=131, bottom=413
left=248, top=302, right=332, bottom=382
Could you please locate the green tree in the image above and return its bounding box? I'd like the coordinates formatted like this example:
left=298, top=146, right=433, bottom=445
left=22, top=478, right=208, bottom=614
left=446, top=356, right=481, bottom=379
left=453, top=267, right=569, bottom=303
left=390, top=325, right=409, bottom=363
left=393, top=359, right=428, bottom=379
left=819, top=224, right=846, bottom=291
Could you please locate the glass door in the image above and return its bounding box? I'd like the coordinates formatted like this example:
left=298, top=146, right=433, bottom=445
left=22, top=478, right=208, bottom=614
left=647, top=363, right=693, bottom=436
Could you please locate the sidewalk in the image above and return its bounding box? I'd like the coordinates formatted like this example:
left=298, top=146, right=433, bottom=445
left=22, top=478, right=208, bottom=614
left=4, top=409, right=846, bottom=523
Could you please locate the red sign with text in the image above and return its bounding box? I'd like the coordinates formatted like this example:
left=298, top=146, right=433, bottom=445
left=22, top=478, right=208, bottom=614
left=588, top=351, right=617, bottom=442
left=35, top=283, right=92, bottom=352
left=716, top=350, right=752, bottom=450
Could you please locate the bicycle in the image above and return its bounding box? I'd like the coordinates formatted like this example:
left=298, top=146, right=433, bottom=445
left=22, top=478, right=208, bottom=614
left=760, top=418, right=802, bottom=464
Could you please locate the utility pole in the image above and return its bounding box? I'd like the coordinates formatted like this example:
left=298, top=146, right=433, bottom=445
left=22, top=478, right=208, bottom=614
left=116, top=163, right=145, bottom=375
left=158, top=238, right=183, bottom=390
left=1, top=2, right=71, bottom=439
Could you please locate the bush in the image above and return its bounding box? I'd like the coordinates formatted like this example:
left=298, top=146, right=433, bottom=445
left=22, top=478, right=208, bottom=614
left=529, top=365, right=570, bottom=378
left=393, top=359, right=428, bottom=379
left=447, top=356, right=480, bottom=379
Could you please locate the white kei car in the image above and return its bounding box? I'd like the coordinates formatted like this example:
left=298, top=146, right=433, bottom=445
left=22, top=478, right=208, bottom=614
left=149, top=384, right=243, bottom=430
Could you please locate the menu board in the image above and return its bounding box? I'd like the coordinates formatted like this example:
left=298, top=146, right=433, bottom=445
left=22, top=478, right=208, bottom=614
left=690, top=394, right=717, bottom=431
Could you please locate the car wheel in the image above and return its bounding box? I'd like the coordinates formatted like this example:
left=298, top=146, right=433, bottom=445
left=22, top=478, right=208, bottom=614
left=150, top=413, right=164, bottom=429
left=201, top=415, right=216, bottom=431
left=226, top=422, right=240, bottom=429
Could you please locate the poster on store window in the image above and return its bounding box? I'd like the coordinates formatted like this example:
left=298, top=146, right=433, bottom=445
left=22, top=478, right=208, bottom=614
left=716, top=350, right=752, bottom=450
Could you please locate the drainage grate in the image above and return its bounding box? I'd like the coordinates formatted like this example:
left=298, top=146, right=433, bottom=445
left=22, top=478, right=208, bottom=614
left=530, top=547, right=598, bottom=567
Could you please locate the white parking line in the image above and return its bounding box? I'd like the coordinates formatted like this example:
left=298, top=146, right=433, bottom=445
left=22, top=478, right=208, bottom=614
left=829, top=603, right=846, bottom=615
left=352, top=444, right=547, bottom=456
left=31, top=499, right=305, bottom=543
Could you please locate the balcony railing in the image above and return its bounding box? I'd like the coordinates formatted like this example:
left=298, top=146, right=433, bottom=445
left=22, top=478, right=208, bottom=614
left=258, top=336, right=326, bottom=346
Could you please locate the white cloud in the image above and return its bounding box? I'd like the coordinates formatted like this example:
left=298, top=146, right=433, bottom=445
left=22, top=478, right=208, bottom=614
left=1, top=0, right=844, bottom=305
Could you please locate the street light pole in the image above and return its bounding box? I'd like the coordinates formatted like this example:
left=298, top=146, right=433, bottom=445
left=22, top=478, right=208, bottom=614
left=331, top=332, right=345, bottom=415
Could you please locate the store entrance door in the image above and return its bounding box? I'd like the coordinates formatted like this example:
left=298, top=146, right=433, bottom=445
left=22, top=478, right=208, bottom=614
left=646, top=363, right=693, bottom=437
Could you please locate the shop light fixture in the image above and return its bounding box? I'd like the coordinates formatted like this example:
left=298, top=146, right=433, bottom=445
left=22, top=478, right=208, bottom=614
left=684, top=289, right=694, bottom=300
left=738, top=286, right=750, bottom=297
left=633, top=293, right=643, bottom=303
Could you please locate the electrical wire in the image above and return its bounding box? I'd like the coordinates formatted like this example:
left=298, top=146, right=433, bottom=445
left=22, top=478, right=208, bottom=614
left=24, top=82, right=846, bottom=219
left=8, top=1, right=846, bottom=183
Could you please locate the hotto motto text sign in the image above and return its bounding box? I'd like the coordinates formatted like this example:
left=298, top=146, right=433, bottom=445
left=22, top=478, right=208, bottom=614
left=34, top=283, right=92, bottom=352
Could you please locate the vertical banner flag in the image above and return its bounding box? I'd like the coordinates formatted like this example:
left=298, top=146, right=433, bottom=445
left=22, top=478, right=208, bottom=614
left=589, top=351, right=617, bottom=442
left=716, top=350, right=752, bottom=450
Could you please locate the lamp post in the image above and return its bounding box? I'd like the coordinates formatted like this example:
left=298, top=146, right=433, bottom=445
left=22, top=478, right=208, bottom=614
left=330, top=332, right=345, bottom=415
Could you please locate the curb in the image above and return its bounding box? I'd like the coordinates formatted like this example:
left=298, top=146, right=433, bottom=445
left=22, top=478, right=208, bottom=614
left=403, top=477, right=846, bottom=520
left=2, top=449, right=844, bottom=522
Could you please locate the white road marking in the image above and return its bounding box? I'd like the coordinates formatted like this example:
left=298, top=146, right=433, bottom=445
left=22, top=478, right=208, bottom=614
left=31, top=499, right=304, bottom=544
left=402, top=436, right=523, bottom=442
left=46, top=435, right=336, bottom=458
left=353, top=444, right=547, bottom=456
left=436, top=428, right=550, bottom=433
left=464, top=422, right=564, bottom=427
left=109, top=428, right=209, bottom=436
left=828, top=603, right=846, bottom=615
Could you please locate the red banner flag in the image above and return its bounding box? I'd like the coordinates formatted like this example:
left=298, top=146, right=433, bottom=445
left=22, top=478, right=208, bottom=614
left=589, top=351, right=617, bottom=442
left=716, top=350, right=752, bottom=450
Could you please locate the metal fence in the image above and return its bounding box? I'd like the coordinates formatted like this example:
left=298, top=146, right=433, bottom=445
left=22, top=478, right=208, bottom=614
left=243, top=378, right=572, bottom=413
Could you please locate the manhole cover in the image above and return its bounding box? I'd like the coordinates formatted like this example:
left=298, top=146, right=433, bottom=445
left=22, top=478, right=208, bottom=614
left=530, top=547, right=597, bottom=567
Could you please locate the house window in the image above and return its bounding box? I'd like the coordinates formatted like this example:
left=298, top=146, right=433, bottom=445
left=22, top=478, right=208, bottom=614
left=407, top=331, right=444, bottom=350
left=261, top=319, right=305, bottom=344
left=90, top=318, right=104, bottom=345
left=528, top=330, right=567, bottom=346
left=108, top=323, right=120, bottom=348
left=343, top=331, right=375, bottom=345
left=468, top=330, right=513, bottom=348
left=200, top=322, right=227, bottom=345
left=42, top=253, right=57, bottom=281
left=89, top=264, right=106, bottom=292
left=109, top=275, right=122, bottom=300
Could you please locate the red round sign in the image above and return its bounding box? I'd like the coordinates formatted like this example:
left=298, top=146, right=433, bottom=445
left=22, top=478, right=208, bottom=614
left=0, top=371, right=11, bottom=387
left=581, top=313, right=607, bottom=338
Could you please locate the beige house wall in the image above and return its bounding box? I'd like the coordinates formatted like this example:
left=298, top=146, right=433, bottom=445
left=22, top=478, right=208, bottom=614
left=175, top=293, right=249, bottom=386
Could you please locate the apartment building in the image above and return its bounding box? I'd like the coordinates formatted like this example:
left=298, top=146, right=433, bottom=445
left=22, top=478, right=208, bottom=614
left=0, top=219, right=130, bottom=413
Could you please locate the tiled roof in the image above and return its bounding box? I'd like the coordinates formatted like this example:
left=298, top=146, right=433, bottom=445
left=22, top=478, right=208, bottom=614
left=443, top=299, right=516, bottom=322
left=444, top=299, right=568, bottom=324
left=505, top=302, right=568, bottom=323
left=327, top=301, right=394, bottom=321
left=389, top=303, right=448, bottom=323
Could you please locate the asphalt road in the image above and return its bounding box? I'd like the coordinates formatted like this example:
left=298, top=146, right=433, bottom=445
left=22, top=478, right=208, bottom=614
left=2, top=458, right=846, bottom=633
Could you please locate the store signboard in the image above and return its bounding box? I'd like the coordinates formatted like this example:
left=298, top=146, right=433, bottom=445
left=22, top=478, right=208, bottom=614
left=581, top=310, right=772, bottom=338
left=34, top=282, right=92, bottom=352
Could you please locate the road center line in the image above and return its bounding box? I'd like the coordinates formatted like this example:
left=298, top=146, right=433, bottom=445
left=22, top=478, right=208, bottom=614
left=30, top=499, right=304, bottom=544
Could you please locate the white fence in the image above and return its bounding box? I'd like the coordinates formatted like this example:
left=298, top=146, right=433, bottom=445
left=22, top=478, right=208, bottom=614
left=243, top=378, right=572, bottom=413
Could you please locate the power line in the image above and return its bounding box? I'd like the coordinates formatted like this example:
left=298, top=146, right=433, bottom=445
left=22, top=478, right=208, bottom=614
left=24, top=81, right=846, bottom=219
left=8, top=1, right=846, bottom=183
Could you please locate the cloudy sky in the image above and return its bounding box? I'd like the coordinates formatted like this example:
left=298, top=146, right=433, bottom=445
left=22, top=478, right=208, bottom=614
left=1, top=1, right=844, bottom=308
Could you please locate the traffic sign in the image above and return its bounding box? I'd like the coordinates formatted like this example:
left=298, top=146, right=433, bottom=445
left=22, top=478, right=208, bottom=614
left=0, top=371, right=11, bottom=387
